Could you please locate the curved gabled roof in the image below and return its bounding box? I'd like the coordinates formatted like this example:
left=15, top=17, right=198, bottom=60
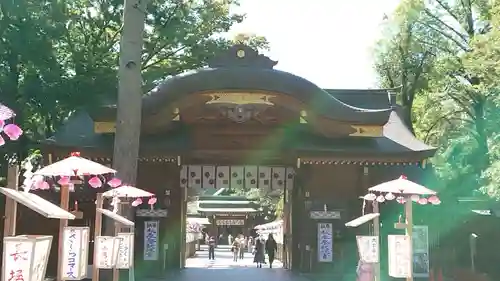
left=140, top=44, right=393, bottom=125
left=142, top=67, right=392, bottom=125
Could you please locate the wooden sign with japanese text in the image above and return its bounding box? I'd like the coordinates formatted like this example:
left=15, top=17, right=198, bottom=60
left=116, top=233, right=134, bottom=269
left=356, top=236, right=379, bottom=263
left=388, top=235, right=411, bottom=278
left=61, top=227, right=90, bottom=280
left=94, top=236, right=121, bottom=269
left=2, top=235, right=53, bottom=281
left=143, top=221, right=159, bottom=261
left=317, top=223, right=333, bottom=262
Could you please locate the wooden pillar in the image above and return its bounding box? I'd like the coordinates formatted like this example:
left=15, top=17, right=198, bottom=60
left=292, top=163, right=311, bottom=272
left=3, top=165, right=19, bottom=237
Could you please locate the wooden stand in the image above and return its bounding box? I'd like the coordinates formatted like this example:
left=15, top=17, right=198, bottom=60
left=57, top=184, right=70, bottom=281
left=373, top=202, right=381, bottom=281
left=3, top=166, right=19, bottom=237
left=92, top=194, right=104, bottom=281
left=405, top=197, right=414, bottom=281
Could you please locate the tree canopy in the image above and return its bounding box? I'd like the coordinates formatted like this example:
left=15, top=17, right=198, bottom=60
left=0, top=0, right=268, bottom=175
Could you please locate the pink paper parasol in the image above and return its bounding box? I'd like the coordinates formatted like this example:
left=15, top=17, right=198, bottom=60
left=34, top=153, right=116, bottom=177
left=368, top=175, right=436, bottom=195
left=102, top=185, right=154, bottom=198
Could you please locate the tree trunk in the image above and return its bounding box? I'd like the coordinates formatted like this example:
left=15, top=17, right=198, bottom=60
left=107, top=0, right=147, bottom=229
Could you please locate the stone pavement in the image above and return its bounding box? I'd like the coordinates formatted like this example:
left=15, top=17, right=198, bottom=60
left=174, top=245, right=303, bottom=281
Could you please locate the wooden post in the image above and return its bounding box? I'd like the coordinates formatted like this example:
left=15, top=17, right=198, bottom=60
left=3, top=165, right=19, bottom=237
left=405, top=197, right=414, bottom=281
left=112, top=203, right=122, bottom=281
left=57, top=184, right=70, bottom=281
left=373, top=201, right=381, bottom=281
left=92, top=194, right=104, bottom=281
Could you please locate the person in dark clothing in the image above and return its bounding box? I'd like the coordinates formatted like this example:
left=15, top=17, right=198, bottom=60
left=208, top=236, right=216, bottom=260
left=265, top=234, right=278, bottom=268
left=253, top=238, right=265, bottom=268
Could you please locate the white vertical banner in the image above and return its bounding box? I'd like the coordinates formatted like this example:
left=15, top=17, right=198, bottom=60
left=388, top=235, right=411, bottom=278
left=285, top=168, right=295, bottom=190
left=180, top=165, right=188, bottom=188
left=143, top=221, right=159, bottom=261
left=356, top=236, right=379, bottom=263
left=258, top=166, right=271, bottom=191
left=216, top=166, right=230, bottom=189
left=412, top=225, right=430, bottom=277
left=94, top=236, right=121, bottom=269
left=317, top=223, right=333, bottom=262
left=61, top=227, right=90, bottom=280
left=3, top=235, right=53, bottom=281
left=271, top=167, right=286, bottom=191
left=201, top=166, right=216, bottom=192
left=230, top=166, right=244, bottom=189
left=244, top=166, right=258, bottom=189
left=188, top=165, right=202, bottom=190
left=116, top=233, right=134, bottom=269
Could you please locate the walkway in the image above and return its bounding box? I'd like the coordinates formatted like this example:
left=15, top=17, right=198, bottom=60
left=177, top=245, right=303, bottom=281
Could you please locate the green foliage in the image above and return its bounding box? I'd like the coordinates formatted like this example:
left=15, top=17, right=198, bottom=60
left=0, top=0, right=268, bottom=168
left=374, top=0, right=500, bottom=199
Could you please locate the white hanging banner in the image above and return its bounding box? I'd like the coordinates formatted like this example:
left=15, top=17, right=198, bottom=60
left=143, top=221, right=159, bottom=261
left=388, top=235, right=411, bottom=278
left=2, top=235, right=53, bottom=281
left=356, top=235, right=379, bottom=263
left=258, top=166, right=271, bottom=191
left=61, top=227, right=90, bottom=280
left=202, top=166, right=216, bottom=191
left=94, top=236, right=121, bottom=269
left=215, top=166, right=230, bottom=189
left=317, top=223, right=333, bottom=262
left=230, top=166, right=244, bottom=189
left=180, top=165, right=188, bottom=188
left=244, top=166, right=258, bottom=189
left=116, top=233, right=134, bottom=269
left=413, top=225, right=430, bottom=277
left=188, top=165, right=202, bottom=190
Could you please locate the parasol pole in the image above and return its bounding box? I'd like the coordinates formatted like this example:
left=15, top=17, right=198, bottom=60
left=405, top=196, right=414, bottom=281
left=372, top=201, right=381, bottom=281
left=92, top=193, right=104, bottom=281
left=57, top=184, right=70, bottom=281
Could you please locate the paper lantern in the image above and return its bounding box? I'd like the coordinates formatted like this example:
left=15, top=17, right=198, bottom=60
left=131, top=198, right=142, bottom=207
left=60, top=227, right=90, bottom=280
left=88, top=176, right=102, bottom=188
left=428, top=195, right=441, bottom=205
left=107, top=178, right=122, bottom=188
left=94, top=236, right=121, bottom=269
left=385, top=192, right=395, bottom=200
left=363, top=193, right=376, bottom=201
left=58, top=176, right=71, bottom=186
left=3, top=235, right=53, bottom=281
left=115, top=233, right=134, bottom=269
left=418, top=198, right=428, bottom=205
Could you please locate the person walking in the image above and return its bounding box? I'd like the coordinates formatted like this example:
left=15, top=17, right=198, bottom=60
left=231, top=238, right=240, bottom=262
left=253, top=238, right=265, bottom=268
left=208, top=236, right=216, bottom=260
left=265, top=234, right=278, bottom=268
left=228, top=233, right=233, bottom=245
left=238, top=235, right=245, bottom=259
left=247, top=236, right=253, bottom=253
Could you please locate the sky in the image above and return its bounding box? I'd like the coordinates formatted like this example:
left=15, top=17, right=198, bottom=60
left=228, top=0, right=401, bottom=89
